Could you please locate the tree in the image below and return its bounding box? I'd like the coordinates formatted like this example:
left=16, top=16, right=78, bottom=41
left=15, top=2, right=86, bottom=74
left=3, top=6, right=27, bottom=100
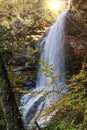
left=0, top=52, right=25, bottom=130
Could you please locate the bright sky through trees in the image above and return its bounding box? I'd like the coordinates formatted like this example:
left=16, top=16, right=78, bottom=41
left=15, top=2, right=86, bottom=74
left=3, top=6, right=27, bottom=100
left=48, top=0, right=64, bottom=11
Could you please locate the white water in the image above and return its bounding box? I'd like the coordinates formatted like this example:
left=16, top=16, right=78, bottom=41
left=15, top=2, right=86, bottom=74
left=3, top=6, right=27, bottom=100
left=21, top=10, right=68, bottom=129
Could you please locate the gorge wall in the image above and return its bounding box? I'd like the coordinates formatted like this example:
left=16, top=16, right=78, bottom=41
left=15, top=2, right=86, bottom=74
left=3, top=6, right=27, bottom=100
left=65, top=0, right=87, bottom=73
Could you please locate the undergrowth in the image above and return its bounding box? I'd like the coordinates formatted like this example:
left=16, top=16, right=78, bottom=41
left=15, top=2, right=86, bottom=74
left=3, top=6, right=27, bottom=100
left=42, top=60, right=87, bottom=130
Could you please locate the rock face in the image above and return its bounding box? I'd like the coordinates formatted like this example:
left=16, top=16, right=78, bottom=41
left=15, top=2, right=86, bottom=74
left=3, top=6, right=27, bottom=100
left=64, top=0, right=87, bottom=73
left=65, top=36, right=87, bottom=73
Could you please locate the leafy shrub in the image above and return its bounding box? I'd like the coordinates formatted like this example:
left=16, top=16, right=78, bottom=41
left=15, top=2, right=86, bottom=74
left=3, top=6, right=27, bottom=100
left=41, top=60, right=87, bottom=130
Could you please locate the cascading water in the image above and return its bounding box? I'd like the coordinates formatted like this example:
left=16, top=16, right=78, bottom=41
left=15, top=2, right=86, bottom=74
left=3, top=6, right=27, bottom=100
left=21, top=10, right=68, bottom=129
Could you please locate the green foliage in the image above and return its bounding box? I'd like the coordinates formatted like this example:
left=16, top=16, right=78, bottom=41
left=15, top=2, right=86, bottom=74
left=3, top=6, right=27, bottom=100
left=39, top=60, right=64, bottom=89
left=40, top=60, right=57, bottom=86
left=41, top=60, right=87, bottom=130
left=0, top=0, right=55, bottom=73
left=0, top=20, right=10, bottom=29
left=0, top=0, right=64, bottom=50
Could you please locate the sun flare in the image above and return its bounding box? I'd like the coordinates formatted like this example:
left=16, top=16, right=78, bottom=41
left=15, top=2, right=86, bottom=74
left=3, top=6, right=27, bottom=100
left=48, top=0, right=63, bottom=11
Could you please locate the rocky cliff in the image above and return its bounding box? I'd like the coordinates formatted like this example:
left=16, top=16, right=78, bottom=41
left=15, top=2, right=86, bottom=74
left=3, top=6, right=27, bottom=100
left=65, top=0, right=87, bottom=73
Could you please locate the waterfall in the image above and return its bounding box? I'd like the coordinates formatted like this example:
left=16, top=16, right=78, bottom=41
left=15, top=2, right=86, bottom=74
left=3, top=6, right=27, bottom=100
left=21, top=10, right=68, bottom=129
left=37, top=10, right=68, bottom=89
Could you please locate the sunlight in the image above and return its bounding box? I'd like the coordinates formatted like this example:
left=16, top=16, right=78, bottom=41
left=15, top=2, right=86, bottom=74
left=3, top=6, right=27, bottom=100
left=48, top=0, right=63, bottom=11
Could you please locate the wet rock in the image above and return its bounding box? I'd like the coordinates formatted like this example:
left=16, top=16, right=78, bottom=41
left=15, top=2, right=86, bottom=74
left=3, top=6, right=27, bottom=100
left=23, top=80, right=36, bottom=90
left=65, top=35, right=87, bottom=73
left=12, top=57, right=27, bottom=66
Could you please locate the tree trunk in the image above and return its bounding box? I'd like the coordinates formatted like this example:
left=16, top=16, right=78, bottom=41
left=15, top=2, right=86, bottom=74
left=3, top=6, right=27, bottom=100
left=0, top=52, right=25, bottom=130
